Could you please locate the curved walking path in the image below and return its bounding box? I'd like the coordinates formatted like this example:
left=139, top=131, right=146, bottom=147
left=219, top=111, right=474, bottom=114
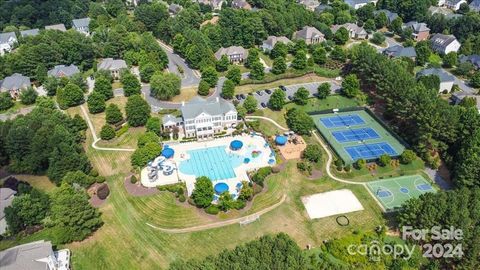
left=146, top=194, right=286, bottom=234
left=80, top=105, right=135, bottom=152
left=245, top=116, right=289, bottom=131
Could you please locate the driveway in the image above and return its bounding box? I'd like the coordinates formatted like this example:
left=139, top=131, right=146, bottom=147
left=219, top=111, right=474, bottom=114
left=235, top=80, right=341, bottom=109
left=157, top=40, right=201, bottom=88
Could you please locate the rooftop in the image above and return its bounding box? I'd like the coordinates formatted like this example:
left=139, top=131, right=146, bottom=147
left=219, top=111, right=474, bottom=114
left=430, top=33, right=458, bottom=49
left=214, top=46, right=248, bottom=60
left=47, top=64, right=80, bottom=78
left=0, top=73, right=31, bottom=91
left=417, top=68, right=455, bottom=83
left=0, top=32, right=17, bottom=44
left=0, top=240, right=53, bottom=270
left=98, top=58, right=127, bottom=71
left=45, top=24, right=67, bottom=32
left=383, top=45, right=417, bottom=58
left=72, top=18, right=90, bottom=29
left=294, top=26, right=324, bottom=40
left=181, top=96, right=236, bottom=119
left=19, top=29, right=39, bottom=37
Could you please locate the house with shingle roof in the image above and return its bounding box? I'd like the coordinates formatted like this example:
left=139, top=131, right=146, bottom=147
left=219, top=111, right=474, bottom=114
left=374, top=10, right=399, bottom=24
left=403, top=21, right=430, bottom=41
left=196, top=0, right=224, bottom=10
left=47, top=64, right=81, bottom=78
left=470, top=0, right=480, bottom=12
left=297, top=0, right=320, bottom=11
left=162, top=96, right=237, bottom=139
left=0, top=240, right=70, bottom=270
left=314, top=4, right=332, bottom=13
left=98, top=58, right=128, bottom=79
left=0, top=188, right=16, bottom=235
left=430, top=33, right=461, bottom=55
left=383, top=45, right=417, bottom=60
left=417, top=68, right=456, bottom=93
left=292, top=26, right=325, bottom=45
left=445, top=0, right=467, bottom=10
left=215, top=46, right=248, bottom=63
left=45, top=24, right=67, bottom=32
left=460, top=55, right=480, bottom=69
left=0, top=32, right=17, bottom=56
left=231, top=0, right=252, bottom=9
left=168, top=3, right=183, bottom=15
left=0, top=73, right=31, bottom=98
left=20, top=29, right=40, bottom=38
left=261, top=36, right=292, bottom=52
left=72, top=18, right=91, bottom=35
left=452, top=92, right=480, bottom=113
left=331, top=23, right=368, bottom=39
left=344, top=0, right=377, bottom=9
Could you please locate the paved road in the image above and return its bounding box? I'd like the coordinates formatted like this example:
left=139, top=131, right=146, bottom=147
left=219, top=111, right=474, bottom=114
left=236, top=80, right=341, bottom=109
left=157, top=40, right=201, bottom=88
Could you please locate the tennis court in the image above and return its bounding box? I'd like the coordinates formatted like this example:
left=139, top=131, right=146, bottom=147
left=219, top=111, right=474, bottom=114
left=345, top=142, right=397, bottom=160
left=311, top=109, right=405, bottom=164
left=320, top=114, right=365, bottom=128
left=366, top=175, right=436, bottom=211
left=332, top=127, right=380, bottom=143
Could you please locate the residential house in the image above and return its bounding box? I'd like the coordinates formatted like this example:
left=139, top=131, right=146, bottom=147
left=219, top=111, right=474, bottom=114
left=297, top=0, right=320, bottom=11
left=445, top=0, right=467, bottom=10
left=430, top=33, right=461, bottom=54
left=0, top=73, right=31, bottom=98
left=47, top=64, right=80, bottom=78
left=45, top=24, right=67, bottom=32
left=427, top=6, right=463, bottom=19
left=344, top=0, right=377, bottom=10
left=0, top=32, right=17, bottom=55
left=331, top=23, right=368, bottom=39
left=451, top=92, right=480, bottom=113
left=98, top=58, right=128, bottom=79
left=0, top=240, right=70, bottom=270
left=383, top=45, right=417, bottom=60
left=261, top=36, right=292, bottom=52
left=196, top=0, right=224, bottom=10
left=460, top=55, right=480, bottom=69
left=169, top=3, right=183, bottom=15
left=162, top=96, right=238, bottom=139
left=470, top=0, right=480, bottom=12
left=417, top=68, right=456, bottom=93
left=72, top=18, right=91, bottom=35
left=0, top=188, right=16, bottom=235
left=314, top=4, right=332, bottom=13
left=214, top=46, right=248, bottom=63
left=403, top=21, right=430, bottom=41
left=20, top=29, right=40, bottom=38
left=231, top=0, right=252, bottom=10
left=292, top=26, right=325, bottom=45
left=374, top=10, right=399, bottom=24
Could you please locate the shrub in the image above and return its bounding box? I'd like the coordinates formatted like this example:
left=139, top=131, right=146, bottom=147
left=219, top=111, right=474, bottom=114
left=354, top=159, right=366, bottom=170
left=19, top=87, right=38, bottom=105
left=100, top=124, right=116, bottom=140
left=130, top=175, right=138, bottom=184
left=96, top=184, right=110, bottom=200
left=205, top=205, right=220, bottom=215
left=344, top=164, right=351, bottom=172
left=400, top=150, right=417, bottom=164
left=303, top=144, right=322, bottom=163
left=146, top=117, right=161, bottom=136
left=178, top=194, right=186, bottom=202
left=198, top=80, right=210, bottom=96
left=191, top=176, right=214, bottom=208
left=378, top=154, right=391, bottom=167
left=105, top=104, right=123, bottom=124
left=96, top=176, right=106, bottom=183
left=252, top=167, right=272, bottom=186
left=233, top=200, right=246, bottom=210
left=0, top=92, right=14, bottom=111
left=297, top=161, right=312, bottom=175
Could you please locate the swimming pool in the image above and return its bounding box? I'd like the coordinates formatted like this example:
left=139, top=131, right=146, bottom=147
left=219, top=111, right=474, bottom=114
left=179, top=145, right=264, bottom=181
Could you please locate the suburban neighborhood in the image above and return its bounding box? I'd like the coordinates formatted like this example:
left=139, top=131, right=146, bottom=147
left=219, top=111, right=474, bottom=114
left=0, top=0, right=479, bottom=269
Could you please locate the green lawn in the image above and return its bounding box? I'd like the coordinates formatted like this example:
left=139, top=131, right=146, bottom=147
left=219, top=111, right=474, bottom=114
left=0, top=101, right=30, bottom=114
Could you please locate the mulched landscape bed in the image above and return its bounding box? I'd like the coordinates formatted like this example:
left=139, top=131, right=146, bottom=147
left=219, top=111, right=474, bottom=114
left=124, top=175, right=159, bottom=197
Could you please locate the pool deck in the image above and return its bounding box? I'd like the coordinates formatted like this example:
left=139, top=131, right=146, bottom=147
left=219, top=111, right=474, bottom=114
left=140, top=134, right=274, bottom=196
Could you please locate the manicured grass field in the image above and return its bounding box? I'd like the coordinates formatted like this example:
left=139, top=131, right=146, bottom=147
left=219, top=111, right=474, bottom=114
left=235, top=74, right=333, bottom=94
left=366, top=174, right=437, bottom=211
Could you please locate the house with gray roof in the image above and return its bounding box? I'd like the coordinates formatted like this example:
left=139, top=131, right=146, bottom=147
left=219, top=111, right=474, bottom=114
left=196, top=0, right=224, bottom=10
left=261, top=36, right=292, bottom=52
left=168, top=3, right=183, bottom=15
left=383, top=45, right=417, bottom=60
left=231, top=0, right=252, bottom=9
left=47, top=64, right=80, bottom=78
left=0, top=188, right=16, bottom=235
left=417, top=68, right=456, bottom=93
left=331, top=23, right=368, bottom=39
left=403, top=21, right=430, bottom=41
left=314, top=4, right=332, bottom=13
left=0, top=32, right=17, bottom=56
left=0, top=240, right=70, bottom=270
left=98, top=58, right=128, bottom=79
left=470, top=0, right=480, bottom=12
left=460, top=55, right=480, bottom=69
left=297, top=0, right=320, bottom=11
left=374, top=9, right=399, bottom=24
left=445, top=0, right=467, bottom=10
left=430, top=33, right=461, bottom=55
left=292, top=26, right=325, bottom=45
left=20, top=29, right=40, bottom=38
left=163, top=96, right=237, bottom=139
left=45, top=24, right=67, bottom=32
left=344, top=0, right=377, bottom=9
left=0, top=73, right=31, bottom=98
left=215, top=46, right=248, bottom=63
left=72, top=18, right=91, bottom=35
left=452, top=92, right=480, bottom=113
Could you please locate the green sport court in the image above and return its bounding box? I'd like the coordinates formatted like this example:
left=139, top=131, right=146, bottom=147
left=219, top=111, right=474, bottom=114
left=366, top=175, right=437, bottom=211
left=311, top=109, right=405, bottom=164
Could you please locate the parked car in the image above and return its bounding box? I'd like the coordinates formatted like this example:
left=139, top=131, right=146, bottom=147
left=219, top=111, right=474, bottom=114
left=261, top=102, right=267, bottom=108
left=287, top=95, right=293, bottom=100
left=265, top=89, right=272, bottom=94
left=240, top=94, right=246, bottom=99
left=280, top=85, right=287, bottom=91
left=256, top=90, right=264, bottom=96
left=235, top=95, right=242, bottom=100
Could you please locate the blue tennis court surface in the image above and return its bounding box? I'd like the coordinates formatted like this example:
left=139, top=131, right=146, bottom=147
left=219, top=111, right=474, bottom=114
left=345, top=142, right=398, bottom=160
left=332, top=128, right=380, bottom=143
left=320, top=114, right=365, bottom=128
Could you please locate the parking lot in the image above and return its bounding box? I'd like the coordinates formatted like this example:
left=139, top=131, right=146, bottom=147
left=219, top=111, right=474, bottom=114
left=236, top=81, right=341, bottom=109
